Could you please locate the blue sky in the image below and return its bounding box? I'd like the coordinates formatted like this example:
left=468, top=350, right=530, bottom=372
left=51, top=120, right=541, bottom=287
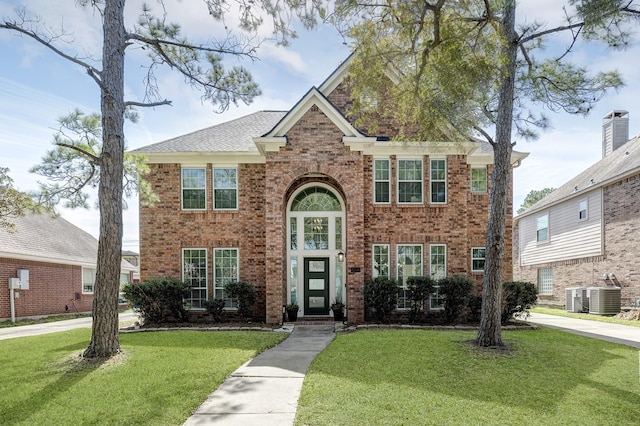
left=1, top=0, right=639, bottom=252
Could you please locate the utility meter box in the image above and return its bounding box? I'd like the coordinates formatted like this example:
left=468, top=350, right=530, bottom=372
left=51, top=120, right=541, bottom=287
left=17, top=269, right=29, bottom=290
left=9, top=278, right=21, bottom=289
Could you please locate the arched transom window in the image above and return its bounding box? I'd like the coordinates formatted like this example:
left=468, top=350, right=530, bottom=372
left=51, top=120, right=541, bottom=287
left=291, top=186, right=342, bottom=212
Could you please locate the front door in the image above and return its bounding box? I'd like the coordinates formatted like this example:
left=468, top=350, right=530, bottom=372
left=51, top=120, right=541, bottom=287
left=304, top=257, right=330, bottom=315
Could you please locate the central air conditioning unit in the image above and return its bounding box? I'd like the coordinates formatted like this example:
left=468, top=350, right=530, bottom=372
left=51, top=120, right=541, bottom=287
left=565, top=287, right=589, bottom=313
left=588, top=287, right=621, bottom=315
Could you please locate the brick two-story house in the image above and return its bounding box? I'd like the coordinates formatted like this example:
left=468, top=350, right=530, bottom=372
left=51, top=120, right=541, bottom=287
left=134, top=56, right=527, bottom=324
left=514, top=110, right=640, bottom=310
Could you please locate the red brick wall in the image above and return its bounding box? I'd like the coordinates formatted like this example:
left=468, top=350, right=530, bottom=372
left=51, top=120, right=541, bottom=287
left=0, top=258, right=92, bottom=320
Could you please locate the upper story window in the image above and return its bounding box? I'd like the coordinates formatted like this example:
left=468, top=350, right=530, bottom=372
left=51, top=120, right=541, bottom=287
left=397, top=159, right=423, bottom=204
left=430, top=159, right=447, bottom=203
left=536, top=214, right=549, bottom=242
left=579, top=199, right=588, bottom=220
left=182, top=167, right=206, bottom=210
left=213, top=168, right=238, bottom=210
left=373, top=159, right=391, bottom=204
left=471, top=167, right=488, bottom=193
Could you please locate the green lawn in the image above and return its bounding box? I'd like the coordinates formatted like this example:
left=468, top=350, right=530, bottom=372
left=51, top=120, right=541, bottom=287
left=0, top=329, right=286, bottom=425
left=296, top=329, right=640, bottom=425
left=532, top=306, right=640, bottom=327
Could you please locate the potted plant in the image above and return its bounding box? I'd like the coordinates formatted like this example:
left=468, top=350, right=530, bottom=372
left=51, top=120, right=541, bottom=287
left=286, top=303, right=299, bottom=322
left=331, top=297, right=345, bottom=321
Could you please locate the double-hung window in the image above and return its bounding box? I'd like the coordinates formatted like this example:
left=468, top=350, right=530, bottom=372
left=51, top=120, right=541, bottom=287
left=182, top=168, right=206, bottom=210
left=471, top=247, right=485, bottom=272
left=398, top=159, right=423, bottom=203
left=372, top=244, right=390, bottom=278
left=429, top=244, right=446, bottom=309
left=182, top=248, right=208, bottom=309
left=430, top=159, right=447, bottom=203
left=373, top=159, right=391, bottom=203
left=82, top=268, right=96, bottom=294
left=213, top=167, right=238, bottom=210
left=537, top=214, right=549, bottom=242
left=214, top=248, right=239, bottom=308
left=397, top=245, right=423, bottom=309
left=471, top=167, right=488, bottom=193
left=579, top=199, right=588, bottom=220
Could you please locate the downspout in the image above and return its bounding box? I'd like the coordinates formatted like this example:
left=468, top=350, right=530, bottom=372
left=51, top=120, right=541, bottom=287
left=10, top=285, right=15, bottom=323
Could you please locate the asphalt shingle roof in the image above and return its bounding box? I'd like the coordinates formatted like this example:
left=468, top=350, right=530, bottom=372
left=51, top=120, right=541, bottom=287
left=522, top=135, right=640, bottom=215
left=0, top=211, right=98, bottom=265
left=132, top=110, right=287, bottom=154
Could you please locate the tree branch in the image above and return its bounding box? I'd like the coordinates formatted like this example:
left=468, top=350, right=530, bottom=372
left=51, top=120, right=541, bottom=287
left=55, top=142, right=100, bottom=163
left=124, top=100, right=172, bottom=108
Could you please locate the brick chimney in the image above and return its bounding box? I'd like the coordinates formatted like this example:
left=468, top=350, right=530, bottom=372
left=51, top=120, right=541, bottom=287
left=602, top=110, right=629, bottom=157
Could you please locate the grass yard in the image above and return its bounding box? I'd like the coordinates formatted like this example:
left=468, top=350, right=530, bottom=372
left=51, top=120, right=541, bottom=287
left=0, top=329, right=286, bottom=425
left=532, top=307, right=640, bottom=327
left=296, top=328, right=640, bottom=426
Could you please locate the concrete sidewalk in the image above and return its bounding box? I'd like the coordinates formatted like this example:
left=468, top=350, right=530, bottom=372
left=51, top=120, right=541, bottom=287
left=183, top=324, right=335, bottom=426
left=526, top=312, right=640, bottom=348
left=0, top=311, right=138, bottom=340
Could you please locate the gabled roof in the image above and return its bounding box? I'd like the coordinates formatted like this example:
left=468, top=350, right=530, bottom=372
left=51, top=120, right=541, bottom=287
left=0, top=211, right=98, bottom=266
left=132, top=110, right=286, bottom=155
left=517, top=135, right=640, bottom=217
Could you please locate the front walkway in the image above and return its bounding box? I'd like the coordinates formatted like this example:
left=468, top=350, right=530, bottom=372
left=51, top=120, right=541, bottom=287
left=526, top=312, right=640, bottom=348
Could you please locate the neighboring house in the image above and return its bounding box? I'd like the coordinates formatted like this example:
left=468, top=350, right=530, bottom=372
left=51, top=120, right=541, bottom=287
left=122, top=250, right=140, bottom=267
left=134, top=56, right=528, bottom=324
left=0, top=212, right=137, bottom=320
left=513, top=110, right=640, bottom=308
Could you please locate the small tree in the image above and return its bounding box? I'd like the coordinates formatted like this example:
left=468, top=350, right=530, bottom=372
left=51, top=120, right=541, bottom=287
left=517, top=188, right=556, bottom=214
left=224, top=281, right=257, bottom=319
left=0, top=167, right=32, bottom=232
left=438, top=276, right=474, bottom=324
left=406, top=276, right=434, bottom=323
left=364, top=276, right=398, bottom=323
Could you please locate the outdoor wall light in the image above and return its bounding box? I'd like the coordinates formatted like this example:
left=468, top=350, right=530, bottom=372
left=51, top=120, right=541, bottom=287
left=337, top=250, right=345, bottom=263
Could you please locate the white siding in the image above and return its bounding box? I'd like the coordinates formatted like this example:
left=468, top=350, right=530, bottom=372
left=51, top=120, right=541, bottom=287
left=519, top=189, right=602, bottom=265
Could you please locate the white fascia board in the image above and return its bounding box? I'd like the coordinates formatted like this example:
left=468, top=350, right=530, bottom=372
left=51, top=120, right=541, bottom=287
left=347, top=139, right=478, bottom=156
left=319, top=54, right=353, bottom=95
left=0, top=251, right=96, bottom=268
left=141, top=151, right=266, bottom=164
left=254, top=136, right=287, bottom=155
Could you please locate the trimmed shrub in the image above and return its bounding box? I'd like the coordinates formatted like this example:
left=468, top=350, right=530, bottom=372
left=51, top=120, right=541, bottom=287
left=224, top=281, right=257, bottom=319
left=203, top=298, right=226, bottom=322
left=122, top=278, right=190, bottom=324
left=364, top=276, right=398, bottom=323
left=502, top=281, right=538, bottom=321
left=466, top=293, right=483, bottom=323
left=406, top=276, right=435, bottom=322
left=438, top=276, right=474, bottom=324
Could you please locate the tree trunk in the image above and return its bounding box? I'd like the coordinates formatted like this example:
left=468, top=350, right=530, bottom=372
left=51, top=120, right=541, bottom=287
left=476, top=0, right=517, bottom=348
left=83, top=0, right=126, bottom=358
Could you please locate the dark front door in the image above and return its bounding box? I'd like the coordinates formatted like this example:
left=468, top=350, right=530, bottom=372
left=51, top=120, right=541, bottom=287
left=304, top=257, right=330, bottom=315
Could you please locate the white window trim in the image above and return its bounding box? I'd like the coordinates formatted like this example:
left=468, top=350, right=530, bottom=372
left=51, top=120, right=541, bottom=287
left=82, top=267, right=96, bottom=294
left=536, top=213, right=549, bottom=243
left=213, top=166, right=239, bottom=211
left=471, top=247, right=485, bottom=272
left=182, top=248, right=209, bottom=310
left=396, top=244, right=423, bottom=310
left=430, top=158, right=447, bottom=204
left=181, top=166, right=207, bottom=211
left=578, top=199, right=588, bottom=220
left=429, top=244, right=447, bottom=310
left=397, top=158, right=424, bottom=204
left=373, top=158, right=391, bottom=205
left=470, top=167, right=488, bottom=193
left=372, top=244, right=390, bottom=278
left=214, top=247, right=240, bottom=310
